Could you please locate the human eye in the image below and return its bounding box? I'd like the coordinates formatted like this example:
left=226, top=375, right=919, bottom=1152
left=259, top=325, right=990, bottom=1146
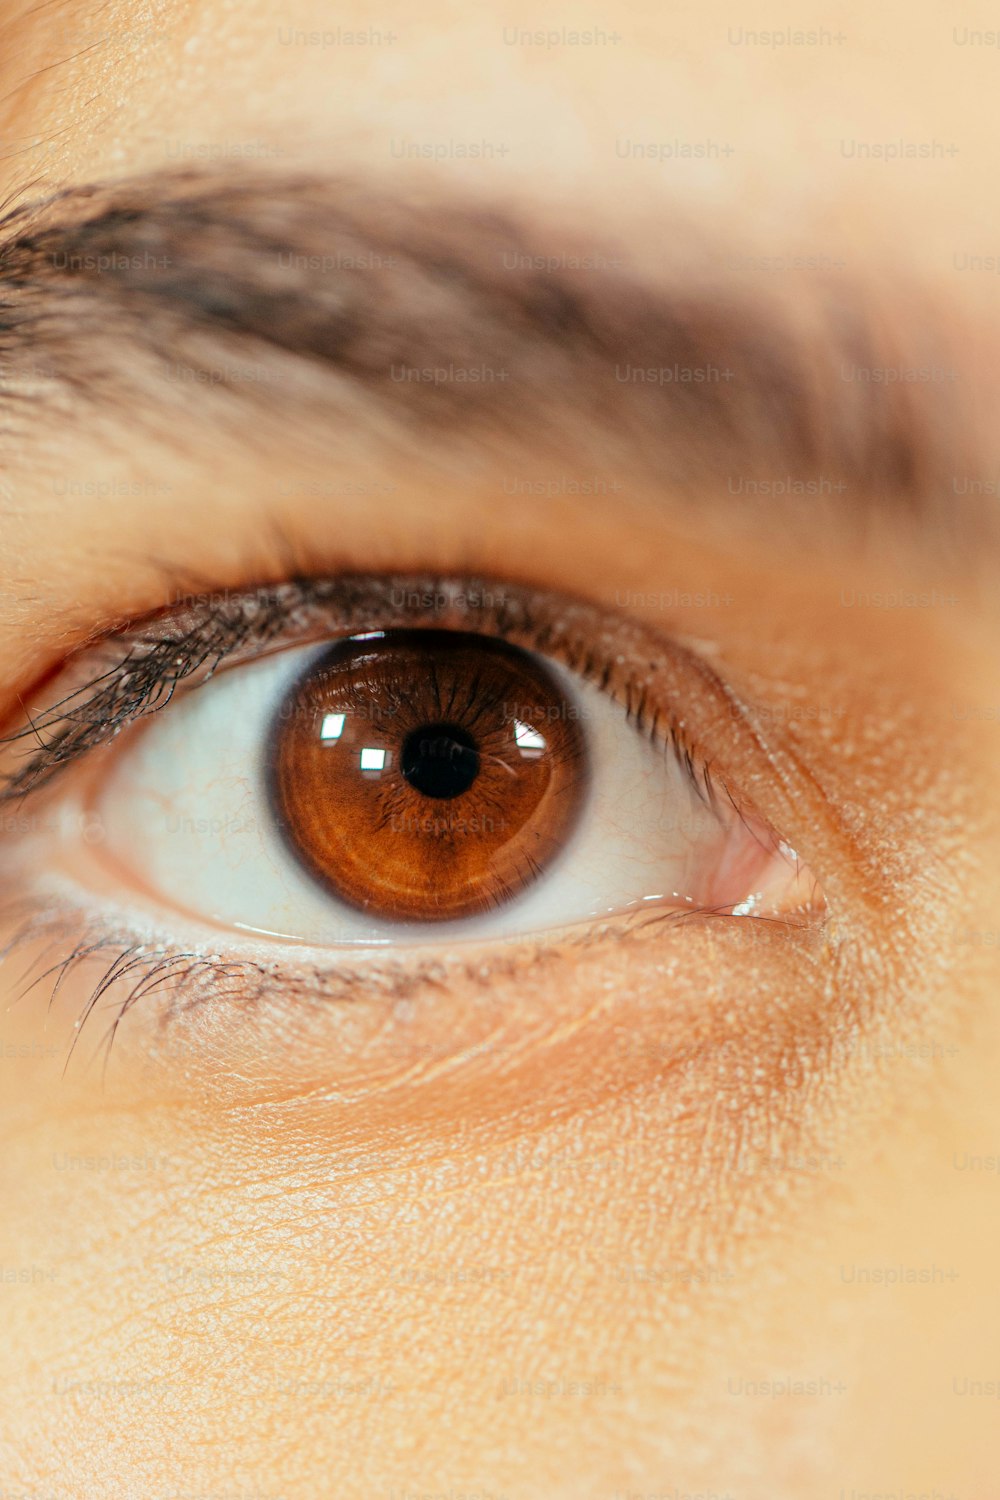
left=0, top=571, right=819, bottom=1065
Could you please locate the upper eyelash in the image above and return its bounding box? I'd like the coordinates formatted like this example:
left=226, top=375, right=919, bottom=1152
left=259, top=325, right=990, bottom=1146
left=0, top=573, right=728, bottom=814
left=0, top=576, right=488, bottom=798
left=0, top=583, right=308, bottom=802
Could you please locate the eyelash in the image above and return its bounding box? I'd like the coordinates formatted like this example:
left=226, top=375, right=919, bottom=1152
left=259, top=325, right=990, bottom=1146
left=0, top=573, right=724, bottom=810
left=3, top=885, right=750, bottom=1082
left=0, top=572, right=791, bottom=1071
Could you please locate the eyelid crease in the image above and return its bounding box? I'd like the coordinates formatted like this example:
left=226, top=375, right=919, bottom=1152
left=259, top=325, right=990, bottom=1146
left=0, top=572, right=735, bottom=822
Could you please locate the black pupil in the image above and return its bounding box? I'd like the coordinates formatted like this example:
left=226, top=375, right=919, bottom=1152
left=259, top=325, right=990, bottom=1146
left=401, top=723, right=480, bottom=800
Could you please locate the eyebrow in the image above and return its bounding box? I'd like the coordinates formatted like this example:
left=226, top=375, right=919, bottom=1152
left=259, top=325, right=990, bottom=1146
left=0, top=167, right=985, bottom=544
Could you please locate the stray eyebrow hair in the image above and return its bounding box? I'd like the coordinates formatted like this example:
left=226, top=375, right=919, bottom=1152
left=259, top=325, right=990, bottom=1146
left=0, top=166, right=982, bottom=536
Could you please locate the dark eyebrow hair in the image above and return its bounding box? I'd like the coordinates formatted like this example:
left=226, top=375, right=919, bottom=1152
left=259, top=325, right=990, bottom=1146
left=0, top=167, right=984, bottom=543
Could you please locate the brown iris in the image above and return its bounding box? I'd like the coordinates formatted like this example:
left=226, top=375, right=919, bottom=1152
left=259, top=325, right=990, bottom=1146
left=268, top=630, right=588, bottom=922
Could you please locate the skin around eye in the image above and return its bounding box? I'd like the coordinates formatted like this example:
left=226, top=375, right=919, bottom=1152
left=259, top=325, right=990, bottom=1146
left=11, top=606, right=819, bottom=951
left=3, top=5, right=1000, bottom=1498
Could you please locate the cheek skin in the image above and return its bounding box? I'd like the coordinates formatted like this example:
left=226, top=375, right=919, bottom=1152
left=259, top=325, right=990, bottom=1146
left=0, top=875, right=989, bottom=1500
left=0, top=952, right=807, bottom=1498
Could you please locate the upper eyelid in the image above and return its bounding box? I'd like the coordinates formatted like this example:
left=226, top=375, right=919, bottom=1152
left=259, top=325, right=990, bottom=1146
left=0, top=573, right=742, bottom=819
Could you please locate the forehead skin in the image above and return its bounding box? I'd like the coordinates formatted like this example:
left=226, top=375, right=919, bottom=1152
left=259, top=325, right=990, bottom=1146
left=0, top=3, right=999, bottom=1499
left=0, top=0, right=995, bottom=250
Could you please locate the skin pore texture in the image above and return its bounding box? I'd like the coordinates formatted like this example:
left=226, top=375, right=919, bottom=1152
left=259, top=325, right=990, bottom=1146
left=0, top=1, right=999, bottom=1497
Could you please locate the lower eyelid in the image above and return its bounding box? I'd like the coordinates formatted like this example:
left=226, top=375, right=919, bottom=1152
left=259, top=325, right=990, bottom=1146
left=0, top=885, right=828, bottom=1103
left=0, top=820, right=829, bottom=1102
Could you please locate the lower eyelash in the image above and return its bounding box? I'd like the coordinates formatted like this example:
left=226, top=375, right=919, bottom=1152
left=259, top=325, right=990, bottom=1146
left=0, top=890, right=762, bottom=1075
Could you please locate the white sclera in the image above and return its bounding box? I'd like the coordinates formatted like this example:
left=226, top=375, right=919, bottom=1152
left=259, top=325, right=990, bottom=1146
left=94, top=642, right=740, bottom=946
